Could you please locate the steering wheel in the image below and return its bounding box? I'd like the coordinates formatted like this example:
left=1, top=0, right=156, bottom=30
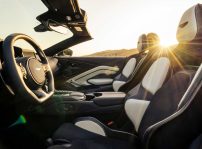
left=2, top=33, right=54, bottom=103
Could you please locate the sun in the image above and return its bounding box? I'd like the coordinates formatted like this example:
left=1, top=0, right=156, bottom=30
left=161, top=40, right=177, bottom=47
left=160, top=37, right=178, bottom=47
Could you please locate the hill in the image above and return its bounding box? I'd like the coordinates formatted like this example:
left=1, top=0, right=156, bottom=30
left=86, top=48, right=139, bottom=57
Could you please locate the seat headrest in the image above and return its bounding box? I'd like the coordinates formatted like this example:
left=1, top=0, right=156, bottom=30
left=147, top=33, right=160, bottom=47
left=177, top=4, right=202, bottom=43
left=137, top=34, right=148, bottom=52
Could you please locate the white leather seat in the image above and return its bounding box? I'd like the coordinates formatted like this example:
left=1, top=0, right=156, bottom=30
left=112, top=34, right=148, bottom=92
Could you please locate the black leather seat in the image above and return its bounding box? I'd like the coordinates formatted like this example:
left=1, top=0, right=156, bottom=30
left=189, top=134, right=202, bottom=149
left=48, top=4, right=202, bottom=149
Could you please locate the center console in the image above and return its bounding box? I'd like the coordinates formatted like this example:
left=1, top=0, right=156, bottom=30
left=54, top=90, right=86, bottom=101
left=52, top=90, right=126, bottom=114
left=86, top=92, right=126, bottom=106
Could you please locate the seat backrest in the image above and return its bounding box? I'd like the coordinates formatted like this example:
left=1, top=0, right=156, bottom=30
left=112, top=34, right=148, bottom=92
left=112, top=58, right=137, bottom=91
left=142, top=65, right=202, bottom=149
left=125, top=57, right=171, bottom=132
left=137, top=4, right=202, bottom=149
left=138, top=69, right=196, bottom=137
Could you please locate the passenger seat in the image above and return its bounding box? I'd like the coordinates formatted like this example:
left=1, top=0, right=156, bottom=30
left=112, top=34, right=148, bottom=91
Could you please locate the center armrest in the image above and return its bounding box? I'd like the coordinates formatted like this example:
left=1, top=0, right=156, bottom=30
left=86, top=92, right=126, bottom=106
left=54, top=90, right=86, bottom=101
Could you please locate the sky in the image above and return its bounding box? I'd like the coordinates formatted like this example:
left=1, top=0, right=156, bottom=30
left=0, top=0, right=202, bottom=56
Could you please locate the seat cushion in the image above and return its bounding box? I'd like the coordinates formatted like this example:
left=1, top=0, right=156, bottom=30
left=51, top=123, right=135, bottom=149
left=53, top=123, right=103, bottom=140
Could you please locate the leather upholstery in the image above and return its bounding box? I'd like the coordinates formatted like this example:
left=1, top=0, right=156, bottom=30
left=177, top=4, right=202, bottom=43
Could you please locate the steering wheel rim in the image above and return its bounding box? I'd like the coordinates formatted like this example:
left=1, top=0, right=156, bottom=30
left=2, top=33, right=54, bottom=103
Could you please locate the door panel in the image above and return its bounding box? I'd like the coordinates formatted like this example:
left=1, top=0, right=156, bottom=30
left=55, top=56, right=127, bottom=92
left=68, top=65, right=119, bottom=86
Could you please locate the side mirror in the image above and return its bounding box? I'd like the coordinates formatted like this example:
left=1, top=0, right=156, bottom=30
left=57, top=49, right=73, bottom=57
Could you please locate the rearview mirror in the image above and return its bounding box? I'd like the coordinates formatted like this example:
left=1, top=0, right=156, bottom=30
left=48, top=20, right=69, bottom=34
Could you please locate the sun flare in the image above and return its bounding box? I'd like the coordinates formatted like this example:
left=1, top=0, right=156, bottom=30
left=160, top=38, right=178, bottom=47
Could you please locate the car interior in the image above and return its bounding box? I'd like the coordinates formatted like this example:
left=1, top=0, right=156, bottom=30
left=0, top=1, right=201, bottom=149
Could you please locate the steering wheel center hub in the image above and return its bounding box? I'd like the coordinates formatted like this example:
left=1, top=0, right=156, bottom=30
left=27, top=58, right=46, bottom=85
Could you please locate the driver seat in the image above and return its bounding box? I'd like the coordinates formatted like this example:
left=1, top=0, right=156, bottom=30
left=48, top=4, right=202, bottom=149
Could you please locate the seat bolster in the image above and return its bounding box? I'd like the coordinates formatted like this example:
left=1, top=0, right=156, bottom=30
left=122, top=58, right=137, bottom=78
left=125, top=99, right=150, bottom=132
left=113, top=80, right=126, bottom=91
left=74, top=117, right=136, bottom=141
left=74, top=117, right=106, bottom=136
left=142, top=57, right=170, bottom=94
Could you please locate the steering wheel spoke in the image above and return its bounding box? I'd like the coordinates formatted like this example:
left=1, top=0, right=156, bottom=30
left=42, top=63, right=50, bottom=73
left=18, top=63, right=28, bottom=80
left=33, top=88, right=47, bottom=98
